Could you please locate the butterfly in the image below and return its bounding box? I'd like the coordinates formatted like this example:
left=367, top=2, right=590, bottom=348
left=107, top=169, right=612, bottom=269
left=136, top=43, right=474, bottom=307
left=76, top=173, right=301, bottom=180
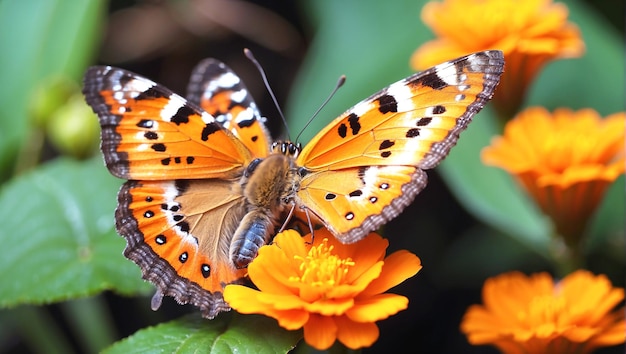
left=83, top=50, right=504, bottom=318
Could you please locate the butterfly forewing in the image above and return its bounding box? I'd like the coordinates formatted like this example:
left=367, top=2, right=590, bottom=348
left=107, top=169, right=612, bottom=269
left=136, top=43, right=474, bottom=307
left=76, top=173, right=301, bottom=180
left=83, top=66, right=254, bottom=180
left=187, top=59, right=270, bottom=158
left=295, top=50, right=504, bottom=243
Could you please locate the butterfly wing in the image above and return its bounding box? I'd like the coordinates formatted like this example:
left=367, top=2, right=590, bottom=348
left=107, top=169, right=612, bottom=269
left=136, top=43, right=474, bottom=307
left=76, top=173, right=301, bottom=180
left=83, top=66, right=254, bottom=180
left=296, top=50, right=505, bottom=243
left=187, top=58, right=271, bottom=158
left=117, top=179, right=247, bottom=319
left=83, top=66, right=257, bottom=318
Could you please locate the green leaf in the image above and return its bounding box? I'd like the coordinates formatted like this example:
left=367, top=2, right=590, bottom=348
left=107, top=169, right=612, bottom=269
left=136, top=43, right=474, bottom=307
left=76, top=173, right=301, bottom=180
left=0, top=157, right=150, bottom=307
left=0, top=0, right=106, bottom=180
left=103, top=313, right=302, bottom=354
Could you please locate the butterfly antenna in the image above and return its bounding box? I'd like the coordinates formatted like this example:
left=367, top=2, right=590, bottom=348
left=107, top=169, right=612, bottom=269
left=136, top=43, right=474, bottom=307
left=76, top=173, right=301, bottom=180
left=294, top=75, right=346, bottom=144
left=244, top=48, right=291, bottom=139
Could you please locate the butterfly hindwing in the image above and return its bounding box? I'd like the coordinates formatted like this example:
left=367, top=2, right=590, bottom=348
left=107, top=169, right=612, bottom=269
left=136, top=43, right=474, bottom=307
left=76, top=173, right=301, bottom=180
left=116, top=179, right=248, bottom=318
left=83, top=66, right=253, bottom=180
left=187, top=58, right=271, bottom=158
left=295, top=50, right=504, bottom=243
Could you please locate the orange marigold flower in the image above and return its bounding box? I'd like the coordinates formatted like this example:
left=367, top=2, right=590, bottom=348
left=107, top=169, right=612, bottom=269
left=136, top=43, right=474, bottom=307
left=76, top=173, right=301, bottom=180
left=461, top=270, right=626, bottom=354
left=481, top=107, right=624, bottom=245
left=411, top=0, right=585, bottom=117
left=223, top=229, right=422, bottom=350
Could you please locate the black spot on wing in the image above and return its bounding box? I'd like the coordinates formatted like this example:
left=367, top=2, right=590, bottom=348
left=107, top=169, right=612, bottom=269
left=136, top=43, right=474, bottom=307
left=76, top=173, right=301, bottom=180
left=175, top=180, right=190, bottom=193
left=348, top=114, right=361, bottom=135
left=151, top=143, right=166, bottom=152
left=178, top=221, right=190, bottom=233
left=170, top=105, right=195, bottom=125
left=135, top=87, right=168, bottom=100
left=201, top=264, right=210, bottom=278
left=379, top=140, right=395, bottom=150
left=237, top=118, right=255, bottom=128
left=137, top=119, right=154, bottom=128
left=349, top=190, right=362, bottom=197
left=338, top=123, right=347, bottom=138
left=377, top=94, right=398, bottom=114
left=144, top=131, right=158, bottom=140
left=357, top=166, right=368, bottom=184
left=419, top=74, right=448, bottom=90
left=406, top=128, right=420, bottom=138
left=417, top=117, right=432, bottom=126
left=201, top=123, right=221, bottom=141
left=432, top=105, right=446, bottom=114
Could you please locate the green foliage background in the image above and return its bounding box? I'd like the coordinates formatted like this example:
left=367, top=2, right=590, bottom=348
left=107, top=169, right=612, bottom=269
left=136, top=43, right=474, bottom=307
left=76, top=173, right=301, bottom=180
left=0, top=0, right=623, bottom=353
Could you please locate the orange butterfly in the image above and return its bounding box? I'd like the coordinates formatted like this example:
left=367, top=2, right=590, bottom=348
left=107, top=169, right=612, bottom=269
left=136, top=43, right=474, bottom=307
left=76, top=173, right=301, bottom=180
left=83, top=50, right=504, bottom=318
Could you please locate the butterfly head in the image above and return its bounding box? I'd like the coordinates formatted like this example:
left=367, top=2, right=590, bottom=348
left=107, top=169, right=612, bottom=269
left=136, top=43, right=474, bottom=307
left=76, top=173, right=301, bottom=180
left=271, top=140, right=301, bottom=158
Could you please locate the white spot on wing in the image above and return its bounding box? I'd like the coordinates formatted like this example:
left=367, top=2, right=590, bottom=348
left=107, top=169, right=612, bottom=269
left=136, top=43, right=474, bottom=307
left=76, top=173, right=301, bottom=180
left=126, top=78, right=154, bottom=98
left=235, top=108, right=255, bottom=123
left=160, top=96, right=184, bottom=121
left=230, top=89, right=247, bottom=103
left=433, top=63, right=464, bottom=86
left=206, top=72, right=240, bottom=94
left=386, top=82, right=414, bottom=112
left=201, top=111, right=216, bottom=124
left=351, top=101, right=371, bottom=118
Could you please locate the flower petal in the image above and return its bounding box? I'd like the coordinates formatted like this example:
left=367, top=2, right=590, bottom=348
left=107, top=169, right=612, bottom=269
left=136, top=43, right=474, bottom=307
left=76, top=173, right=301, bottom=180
left=360, top=250, right=421, bottom=296
left=303, top=314, right=338, bottom=350
left=336, top=315, right=380, bottom=349
left=247, top=246, right=299, bottom=294
left=224, top=285, right=310, bottom=330
left=346, top=293, right=409, bottom=322
left=303, top=298, right=354, bottom=317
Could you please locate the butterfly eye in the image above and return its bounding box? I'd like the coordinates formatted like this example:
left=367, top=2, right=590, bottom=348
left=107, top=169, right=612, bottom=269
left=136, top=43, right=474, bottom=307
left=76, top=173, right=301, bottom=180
left=288, top=142, right=300, bottom=158
left=297, top=167, right=309, bottom=177
left=245, top=158, right=263, bottom=177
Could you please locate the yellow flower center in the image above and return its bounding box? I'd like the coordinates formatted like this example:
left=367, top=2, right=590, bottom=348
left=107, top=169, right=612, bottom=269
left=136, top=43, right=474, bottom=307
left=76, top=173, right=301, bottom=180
left=517, top=294, right=568, bottom=335
left=290, top=238, right=355, bottom=287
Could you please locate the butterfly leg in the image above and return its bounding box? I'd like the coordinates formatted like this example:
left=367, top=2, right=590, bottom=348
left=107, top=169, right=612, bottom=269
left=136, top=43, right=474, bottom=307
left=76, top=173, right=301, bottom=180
left=278, top=202, right=297, bottom=233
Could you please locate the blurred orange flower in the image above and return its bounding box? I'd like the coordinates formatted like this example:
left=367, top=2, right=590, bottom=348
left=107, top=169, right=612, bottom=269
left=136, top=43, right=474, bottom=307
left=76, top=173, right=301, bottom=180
left=223, top=229, right=422, bottom=350
left=481, top=107, right=624, bottom=245
left=461, top=270, right=626, bottom=354
left=411, top=0, right=585, bottom=117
